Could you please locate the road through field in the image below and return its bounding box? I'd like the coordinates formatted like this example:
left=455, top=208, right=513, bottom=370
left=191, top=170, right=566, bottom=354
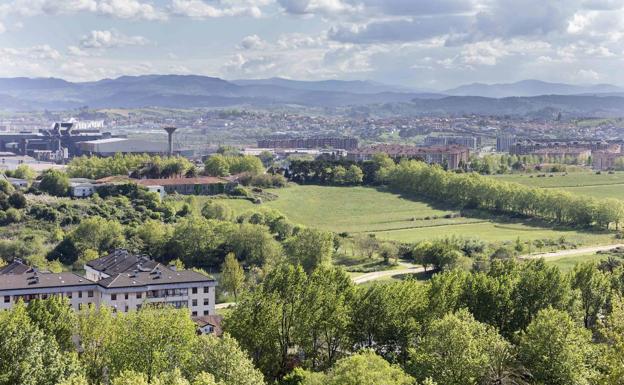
left=520, top=243, right=624, bottom=260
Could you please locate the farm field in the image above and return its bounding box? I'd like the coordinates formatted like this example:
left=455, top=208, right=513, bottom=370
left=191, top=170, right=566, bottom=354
left=492, top=172, right=624, bottom=200
left=199, top=184, right=616, bottom=246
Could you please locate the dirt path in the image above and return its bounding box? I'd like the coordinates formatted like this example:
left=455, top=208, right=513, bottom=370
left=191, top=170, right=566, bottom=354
left=352, top=262, right=424, bottom=284
left=520, top=243, right=624, bottom=260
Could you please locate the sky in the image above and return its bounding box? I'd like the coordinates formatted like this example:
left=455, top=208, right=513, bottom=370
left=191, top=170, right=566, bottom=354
left=0, top=0, right=623, bottom=89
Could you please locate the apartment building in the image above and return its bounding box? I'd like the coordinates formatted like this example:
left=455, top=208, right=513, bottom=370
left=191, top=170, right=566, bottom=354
left=348, top=144, right=470, bottom=170
left=0, top=251, right=217, bottom=316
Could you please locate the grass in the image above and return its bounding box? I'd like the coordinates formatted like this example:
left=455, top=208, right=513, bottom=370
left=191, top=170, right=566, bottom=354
left=491, top=171, right=624, bottom=200
left=545, top=252, right=624, bottom=272
left=200, top=184, right=616, bottom=247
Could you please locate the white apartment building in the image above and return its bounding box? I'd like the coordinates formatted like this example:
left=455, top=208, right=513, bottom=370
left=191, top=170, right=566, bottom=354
left=0, top=251, right=217, bottom=317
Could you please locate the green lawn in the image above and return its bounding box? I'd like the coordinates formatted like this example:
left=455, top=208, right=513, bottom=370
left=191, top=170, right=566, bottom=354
left=201, top=184, right=616, bottom=246
left=545, top=252, right=624, bottom=272
left=491, top=172, right=624, bottom=200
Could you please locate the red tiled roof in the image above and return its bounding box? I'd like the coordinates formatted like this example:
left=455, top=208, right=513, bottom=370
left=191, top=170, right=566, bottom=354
left=135, top=176, right=230, bottom=186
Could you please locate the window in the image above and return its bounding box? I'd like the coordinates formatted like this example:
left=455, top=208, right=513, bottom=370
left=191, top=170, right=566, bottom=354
left=203, top=310, right=210, bottom=316
left=192, top=299, right=197, bottom=307
left=111, top=294, right=117, bottom=301
left=203, top=287, right=210, bottom=294
left=78, top=304, right=83, bottom=310
left=192, top=311, right=197, bottom=316
left=124, top=305, right=129, bottom=312
left=192, top=287, right=197, bottom=294
left=136, top=293, right=142, bottom=299
left=88, top=291, right=94, bottom=298
left=203, top=298, right=209, bottom=306
left=78, top=291, right=83, bottom=298
left=124, top=293, right=128, bottom=300
left=67, top=292, right=72, bottom=299
left=3, top=296, right=9, bottom=303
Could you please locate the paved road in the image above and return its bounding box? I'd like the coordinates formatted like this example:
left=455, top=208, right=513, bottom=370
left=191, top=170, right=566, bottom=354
left=520, top=243, right=624, bottom=260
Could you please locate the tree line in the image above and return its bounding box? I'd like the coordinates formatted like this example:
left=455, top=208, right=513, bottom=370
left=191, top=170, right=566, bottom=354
left=380, top=159, right=624, bottom=229
left=225, top=257, right=624, bottom=385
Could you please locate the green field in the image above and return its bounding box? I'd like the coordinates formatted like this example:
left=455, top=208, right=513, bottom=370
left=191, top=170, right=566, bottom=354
left=492, top=172, right=624, bottom=200
left=545, top=253, right=624, bottom=272
left=199, top=185, right=616, bottom=246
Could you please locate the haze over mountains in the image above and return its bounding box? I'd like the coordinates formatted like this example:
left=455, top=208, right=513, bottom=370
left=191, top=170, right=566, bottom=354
left=1, top=75, right=624, bottom=116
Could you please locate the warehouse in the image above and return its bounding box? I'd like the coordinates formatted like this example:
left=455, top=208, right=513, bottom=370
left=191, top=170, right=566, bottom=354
left=78, top=138, right=169, bottom=156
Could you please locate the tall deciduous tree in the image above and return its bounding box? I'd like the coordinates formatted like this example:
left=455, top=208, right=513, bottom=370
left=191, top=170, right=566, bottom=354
left=285, top=228, right=334, bottom=273
left=220, top=253, right=245, bottom=300
left=518, top=308, right=595, bottom=385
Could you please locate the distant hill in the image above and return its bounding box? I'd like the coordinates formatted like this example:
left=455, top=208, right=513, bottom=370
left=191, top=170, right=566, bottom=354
left=1, top=75, right=624, bottom=116
left=445, top=80, right=624, bottom=98
left=232, top=77, right=423, bottom=94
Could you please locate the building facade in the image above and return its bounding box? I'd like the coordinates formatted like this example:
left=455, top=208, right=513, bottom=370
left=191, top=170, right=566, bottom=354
left=0, top=251, right=217, bottom=316
left=347, top=144, right=470, bottom=170
left=258, top=137, right=358, bottom=150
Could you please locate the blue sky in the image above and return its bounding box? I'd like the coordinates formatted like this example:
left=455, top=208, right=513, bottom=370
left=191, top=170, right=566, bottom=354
left=0, top=0, right=623, bottom=89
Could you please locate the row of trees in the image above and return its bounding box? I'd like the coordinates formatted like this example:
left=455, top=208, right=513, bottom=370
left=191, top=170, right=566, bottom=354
left=381, top=160, right=624, bottom=229
left=285, top=154, right=394, bottom=185
left=204, top=155, right=264, bottom=177
left=67, top=154, right=195, bottom=180
left=226, top=257, right=624, bottom=385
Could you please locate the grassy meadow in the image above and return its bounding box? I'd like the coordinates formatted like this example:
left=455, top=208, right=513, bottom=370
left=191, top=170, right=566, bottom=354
left=492, top=171, right=624, bottom=200
left=186, top=184, right=617, bottom=246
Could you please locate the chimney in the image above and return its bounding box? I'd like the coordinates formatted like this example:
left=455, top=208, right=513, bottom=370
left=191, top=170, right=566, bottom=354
left=163, top=126, right=177, bottom=157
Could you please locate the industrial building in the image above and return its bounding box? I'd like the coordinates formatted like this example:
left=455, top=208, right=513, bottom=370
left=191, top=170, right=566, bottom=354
left=0, top=122, right=112, bottom=160
left=77, top=138, right=170, bottom=156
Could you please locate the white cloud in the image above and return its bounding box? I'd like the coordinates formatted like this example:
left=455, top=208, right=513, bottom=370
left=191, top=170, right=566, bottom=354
left=240, top=34, right=267, bottom=50
left=79, top=30, right=149, bottom=49
left=277, top=0, right=360, bottom=16
left=0, top=22, right=5, bottom=34
left=577, top=68, right=600, bottom=81
left=169, top=0, right=263, bottom=18
left=0, top=0, right=166, bottom=20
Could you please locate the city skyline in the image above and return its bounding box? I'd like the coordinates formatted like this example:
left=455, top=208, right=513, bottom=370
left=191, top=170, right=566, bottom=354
left=0, top=0, right=623, bottom=89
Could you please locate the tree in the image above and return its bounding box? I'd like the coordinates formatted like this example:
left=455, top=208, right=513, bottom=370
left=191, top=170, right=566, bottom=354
left=227, top=223, right=283, bottom=267
left=151, top=369, right=190, bottom=385
left=39, top=169, right=70, bottom=197
left=293, top=350, right=415, bottom=385
left=191, top=334, right=265, bottom=385
left=135, top=219, right=171, bottom=259
left=201, top=201, right=233, bottom=221
left=111, top=371, right=149, bottom=385
left=204, top=155, right=230, bottom=177
left=295, top=266, right=355, bottom=370
left=12, top=164, right=36, bottom=180
left=56, top=374, right=89, bottom=385
left=224, top=264, right=307, bottom=379
left=108, top=307, right=198, bottom=382
left=344, top=165, right=364, bottom=185
left=27, top=296, right=77, bottom=351
left=192, top=372, right=223, bottom=385
left=408, top=309, right=513, bottom=385
left=220, top=253, right=245, bottom=300
left=8, top=191, right=27, bottom=209
left=69, top=216, right=125, bottom=257
left=518, top=308, right=595, bottom=385
left=599, top=295, right=624, bottom=384
left=0, top=301, right=78, bottom=385
left=571, top=262, right=610, bottom=329
left=379, top=242, right=399, bottom=265
left=285, top=228, right=334, bottom=273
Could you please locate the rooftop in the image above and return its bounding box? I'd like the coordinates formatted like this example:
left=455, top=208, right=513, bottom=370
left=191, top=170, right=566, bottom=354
left=98, top=268, right=214, bottom=289
left=0, top=260, right=32, bottom=275
left=86, top=249, right=160, bottom=277
left=0, top=272, right=95, bottom=292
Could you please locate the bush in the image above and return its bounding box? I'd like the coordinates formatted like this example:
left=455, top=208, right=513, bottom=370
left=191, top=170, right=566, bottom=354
left=201, top=201, right=233, bottom=221
left=8, top=192, right=27, bottom=209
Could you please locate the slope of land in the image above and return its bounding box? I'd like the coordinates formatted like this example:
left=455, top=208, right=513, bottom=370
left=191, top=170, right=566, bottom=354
left=202, top=184, right=616, bottom=246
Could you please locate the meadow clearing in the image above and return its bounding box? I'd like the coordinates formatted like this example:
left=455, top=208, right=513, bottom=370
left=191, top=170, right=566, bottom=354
left=492, top=171, right=624, bottom=200
left=195, top=184, right=617, bottom=246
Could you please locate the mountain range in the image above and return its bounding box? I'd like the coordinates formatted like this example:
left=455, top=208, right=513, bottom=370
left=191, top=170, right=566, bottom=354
left=1, top=75, right=624, bottom=116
